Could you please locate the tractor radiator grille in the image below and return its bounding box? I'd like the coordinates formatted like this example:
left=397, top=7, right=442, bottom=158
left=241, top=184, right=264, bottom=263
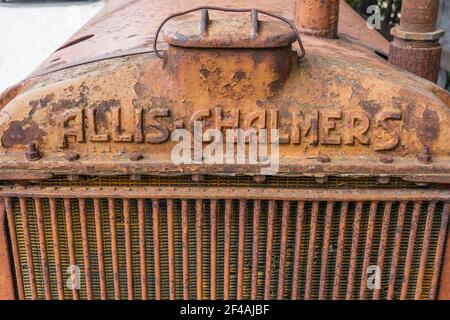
left=2, top=187, right=449, bottom=300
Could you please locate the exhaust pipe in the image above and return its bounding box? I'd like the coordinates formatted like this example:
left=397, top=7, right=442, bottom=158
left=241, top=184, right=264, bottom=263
left=389, top=0, right=445, bottom=83
left=294, top=0, right=340, bottom=39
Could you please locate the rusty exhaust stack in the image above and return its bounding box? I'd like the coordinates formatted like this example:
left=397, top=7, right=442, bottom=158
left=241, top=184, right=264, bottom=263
left=294, top=0, right=340, bottom=39
left=389, top=0, right=445, bottom=83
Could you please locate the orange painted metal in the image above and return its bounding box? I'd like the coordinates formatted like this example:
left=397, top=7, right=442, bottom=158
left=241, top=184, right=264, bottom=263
left=251, top=200, right=261, bottom=300
left=49, top=198, right=64, bottom=300
left=181, top=200, right=190, bottom=300
left=34, top=198, right=51, bottom=300
left=137, top=199, right=148, bottom=300
left=19, top=198, right=37, bottom=299
left=209, top=200, right=217, bottom=300
left=196, top=200, right=203, bottom=300
left=25, top=0, right=387, bottom=79
left=0, top=200, right=15, bottom=300
left=346, top=202, right=363, bottom=300
left=152, top=200, right=161, bottom=300
left=264, top=201, right=276, bottom=300
left=223, top=200, right=232, bottom=300
left=373, top=201, right=393, bottom=300
left=305, top=201, right=319, bottom=300
left=94, top=199, right=107, bottom=300
left=295, top=0, right=340, bottom=39
left=79, top=199, right=93, bottom=300
left=387, top=202, right=407, bottom=300
left=333, top=202, right=348, bottom=300
left=277, top=201, right=290, bottom=300
left=123, top=199, right=133, bottom=300
left=438, top=203, right=450, bottom=300
left=360, top=202, right=377, bottom=300
left=167, top=199, right=176, bottom=300
left=291, top=201, right=305, bottom=300
left=108, top=198, right=121, bottom=300
left=64, top=199, right=79, bottom=300
left=237, top=200, right=246, bottom=300
left=1, top=190, right=449, bottom=300
left=319, top=201, right=334, bottom=300
left=0, top=0, right=448, bottom=302
left=401, top=202, right=422, bottom=300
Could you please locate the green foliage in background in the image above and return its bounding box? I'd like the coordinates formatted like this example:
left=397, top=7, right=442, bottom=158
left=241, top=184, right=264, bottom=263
left=347, top=0, right=360, bottom=9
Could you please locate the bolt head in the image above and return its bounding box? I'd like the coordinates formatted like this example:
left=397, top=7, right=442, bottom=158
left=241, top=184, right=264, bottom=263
left=317, top=154, right=330, bottom=164
left=129, top=152, right=144, bottom=162
left=379, top=155, right=394, bottom=164
left=417, top=153, right=432, bottom=164
left=64, top=152, right=80, bottom=162
left=418, top=146, right=432, bottom=164
left=26, top=143, right=41, bottom=161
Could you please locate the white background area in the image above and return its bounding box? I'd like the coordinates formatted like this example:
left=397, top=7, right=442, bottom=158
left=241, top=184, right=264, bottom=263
left=0, top=0, right=104, bottom=93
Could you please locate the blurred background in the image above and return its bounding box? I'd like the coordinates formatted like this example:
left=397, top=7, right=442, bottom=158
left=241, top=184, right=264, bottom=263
left=0, top=0, right=448, bottom=93
left=0, top=0, right=104, bottom=92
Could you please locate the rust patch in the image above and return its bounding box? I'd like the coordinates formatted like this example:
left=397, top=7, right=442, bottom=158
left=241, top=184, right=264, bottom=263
left=91, top=99, right=121, bottom=127
left=0, top=81, right=25, bottom=110
left=417, top=108, right=440, bottom=142
left=360, top=100, right=382, bottom=117
left=1, top=120, right=46, bottom=148
left=232, top=70, right=246, bottom=82
left=200, top=68, right=211, bottom=79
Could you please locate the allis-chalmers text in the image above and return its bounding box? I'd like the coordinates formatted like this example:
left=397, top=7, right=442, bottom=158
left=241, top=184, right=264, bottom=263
left=57, top=106, right=402, bottom=151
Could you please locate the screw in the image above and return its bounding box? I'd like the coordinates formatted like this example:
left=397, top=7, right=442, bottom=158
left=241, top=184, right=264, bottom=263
left=317, top=154, right=330, bottom=164
left=379, top=155, right=394, bottom=164
left=26, top=143, right=41, bottom=161
left=129, top=152, right=144, bottom=162
left=64, top=152, right=80, bottom=162
left=417, top=146, right=432, bottom=164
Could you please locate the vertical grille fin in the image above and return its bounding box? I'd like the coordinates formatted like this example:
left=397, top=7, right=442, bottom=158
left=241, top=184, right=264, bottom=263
left=4, top=196, right=448, bottom=300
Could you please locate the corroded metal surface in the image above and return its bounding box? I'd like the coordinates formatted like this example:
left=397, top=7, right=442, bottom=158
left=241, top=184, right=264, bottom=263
left=25, top=0, right=388, bottom=78
left=2, top=188, right=447, bottom=300
left=0, top=0, right=448, bottom=302
left=438, top=203, right=450, bottom=299
left=295, top=0, right=340, bottom=39
left=159, top=7, right=300, bottom=49
left=0, top=36, right=448, bottom=181
left=389, top=0, right=445, bottom=83
left=400, top=0, right=440, bottom=33
left=0, top=200, right=15, bottom=300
